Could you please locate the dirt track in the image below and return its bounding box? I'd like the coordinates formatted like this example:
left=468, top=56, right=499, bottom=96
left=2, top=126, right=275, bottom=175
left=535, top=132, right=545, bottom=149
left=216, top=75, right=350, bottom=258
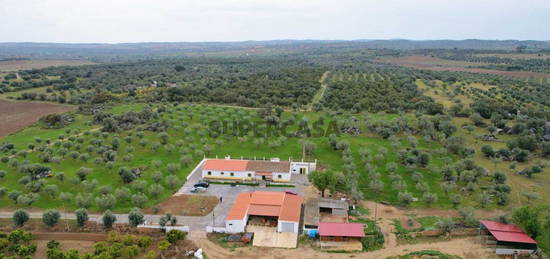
left=384, top=55, right=550, bottom=79
left=0, top=99, right=75, bottom=138
left=0, top=59, right=94, bottom=72
left=187, top=200, right=498, bottom=259
left=189, top=233, right=491, bottom=259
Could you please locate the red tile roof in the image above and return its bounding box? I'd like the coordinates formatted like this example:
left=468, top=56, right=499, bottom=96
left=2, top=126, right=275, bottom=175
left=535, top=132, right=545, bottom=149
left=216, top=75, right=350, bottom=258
left=203, top=159, right=248, bottom=172
left=480, top=220, right=537, bottom=244
left=480, top=220, right=523, bottom=233
left=225, top=191, right=302, bottom=223
left=318, top=222, right=365, bottom=237
left=248, top=205, right=280, bottom=217
left=226, top=193, right=251, bottom=220
left=250, top=191, right=285, bottom=206
left=489, top=230, right=537, bottom=244
left=279, top=193, right=302, bottom=222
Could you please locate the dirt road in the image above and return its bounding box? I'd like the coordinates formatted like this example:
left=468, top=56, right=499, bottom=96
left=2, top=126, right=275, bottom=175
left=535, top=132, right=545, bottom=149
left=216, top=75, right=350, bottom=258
left=187, top=233, right=491, bottom=259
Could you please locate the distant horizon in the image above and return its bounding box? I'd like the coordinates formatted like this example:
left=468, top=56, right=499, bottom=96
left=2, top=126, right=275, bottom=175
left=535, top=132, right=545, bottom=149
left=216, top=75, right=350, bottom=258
left=1, top=38, right=549, bottom=45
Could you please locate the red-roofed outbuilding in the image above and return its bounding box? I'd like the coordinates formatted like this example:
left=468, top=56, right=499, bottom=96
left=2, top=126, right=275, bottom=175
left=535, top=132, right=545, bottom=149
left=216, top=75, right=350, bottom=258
left=318, top=222, right=365, bottom=242
left=480, top=220, right=537, bottom=256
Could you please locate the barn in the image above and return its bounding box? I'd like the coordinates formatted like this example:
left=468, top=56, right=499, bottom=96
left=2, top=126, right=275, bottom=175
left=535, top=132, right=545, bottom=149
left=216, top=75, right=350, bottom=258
left=480, top=220, right=537, bottom=256
left=304, top=197, right=348, bottom=233
left=225, top=191, right=302, bottom=233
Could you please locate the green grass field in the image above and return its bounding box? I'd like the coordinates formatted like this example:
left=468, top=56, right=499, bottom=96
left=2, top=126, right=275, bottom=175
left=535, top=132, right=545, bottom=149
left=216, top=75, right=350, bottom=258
left=0, top=103, right=475, bottom=213
left=3, top=99, right=545, bottom=213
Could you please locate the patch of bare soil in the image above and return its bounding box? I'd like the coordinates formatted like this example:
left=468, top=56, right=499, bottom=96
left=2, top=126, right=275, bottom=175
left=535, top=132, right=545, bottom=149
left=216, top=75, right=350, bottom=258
left=0, top=100, right=75, bottom=138
left=0, top=59, right=94, bottom=72
left=189, top=231, right=491, bottom=259
left=144, top=194, right=218, bottom=216
left=399, top=217, right=421, bottom=230
left=384, top=55, right=550, bottom=79
left=360, top=200, right=502, bottom=220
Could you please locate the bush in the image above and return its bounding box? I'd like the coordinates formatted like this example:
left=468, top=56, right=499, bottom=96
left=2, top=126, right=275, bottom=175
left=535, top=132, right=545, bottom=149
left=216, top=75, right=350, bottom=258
left=159, top=213, right=177, bottom=227
left=398, top=191, right=414, bottom=206
left=96, top=194, right=117, bottom=211
left=42, top=210, right=61, bottom=227
left=75, top=208, right=89, bottom=227
left=148, top=183, right=164, bottom=198
left=128, top=208, right=144, bottom=227
left=102, top=210, right=116, bottom=228
left=75, top=193, right=93, bottom=208
left=13, top=209, right=30, bottom=227
left=166, top=229, right=186, bottom=244
left=131, top=193, right=148, bottom=208
left=115, top=187, right=130, bottom=202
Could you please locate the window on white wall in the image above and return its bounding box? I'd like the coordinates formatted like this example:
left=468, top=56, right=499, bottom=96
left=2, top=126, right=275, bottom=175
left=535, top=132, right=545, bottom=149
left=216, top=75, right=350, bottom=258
left=278, top=175, right=282, bottom=179
left=208, top=171, right=212, bottom=175
left=230, top=172, right=234, bottom=176
left=221, top=172, right=224, bottom=175
left=248, top=173, right=252, bottom=177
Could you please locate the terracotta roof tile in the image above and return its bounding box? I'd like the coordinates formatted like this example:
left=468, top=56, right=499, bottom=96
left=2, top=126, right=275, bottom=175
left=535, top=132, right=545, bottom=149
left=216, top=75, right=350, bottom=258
left=246, top=160, right=290, bottom=173
left=203, top=159, right=249, bottom=172
left=226, top=191, right=302, bottom=223
left=318, top=222, right=365, bottom=237
left=226, top=193, right=251, bottom=220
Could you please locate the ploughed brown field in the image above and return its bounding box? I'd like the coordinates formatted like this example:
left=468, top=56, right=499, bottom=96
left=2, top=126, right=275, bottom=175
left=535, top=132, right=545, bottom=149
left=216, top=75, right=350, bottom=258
left=383, top=55, right=550, bottom=79
left=144, top=194, right=219, bottom=216
left=0, top=100, right=75, bottom=138
left=0, top=59, right=94, bottom=71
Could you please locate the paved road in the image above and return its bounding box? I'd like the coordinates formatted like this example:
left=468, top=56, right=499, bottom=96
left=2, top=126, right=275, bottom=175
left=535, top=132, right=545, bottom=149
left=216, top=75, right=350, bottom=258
left=0, top=211, right=211, bottom=229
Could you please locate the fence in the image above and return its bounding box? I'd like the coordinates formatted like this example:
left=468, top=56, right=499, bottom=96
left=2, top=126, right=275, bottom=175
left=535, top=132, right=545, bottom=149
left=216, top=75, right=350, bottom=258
left=187, top=158, right=206, bottom=181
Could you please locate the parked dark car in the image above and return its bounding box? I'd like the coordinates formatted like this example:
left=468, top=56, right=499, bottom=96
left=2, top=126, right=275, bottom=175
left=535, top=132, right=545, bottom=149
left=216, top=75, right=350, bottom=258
left=194, top=181, right=209, bottom=188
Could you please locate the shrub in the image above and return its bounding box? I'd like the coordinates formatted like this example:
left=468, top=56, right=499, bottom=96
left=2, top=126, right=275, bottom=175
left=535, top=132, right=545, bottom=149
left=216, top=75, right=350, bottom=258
left=128, top=208, right=145, bottom=227
left=435, top=217, right=455, bottom=235
left=76, top=167, right=92, bottom=181
left=42, top=210, right=61, bottom=227
left=75, top=193, right=93, bottom=208
left=96, top=194, right=117, bottom=211
left=398, top=191, right=414, bottom=206
left=44, top=184, right=59, bottom=198
left=159, top=213, right=177, bottom=227
left=131, top=193, right=148, bottom=208
left=148, top=183, right=164, bottom=198
left=13, top=209, right=30, bottom=227
left=115, top=187, right=131, bottom=202
left=75, top=208, right=89, bottom=227
left=166, top=229, right=186, bottom=244
left=102, top=210, right=116, bottom=228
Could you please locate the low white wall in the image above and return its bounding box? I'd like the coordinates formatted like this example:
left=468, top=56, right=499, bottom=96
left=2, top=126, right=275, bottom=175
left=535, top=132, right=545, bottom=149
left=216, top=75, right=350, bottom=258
left=206, top=226, right=228, bottom=233
left=188, top=159, right=206, bottom=181
left=137, top=225, right=190, bottom=232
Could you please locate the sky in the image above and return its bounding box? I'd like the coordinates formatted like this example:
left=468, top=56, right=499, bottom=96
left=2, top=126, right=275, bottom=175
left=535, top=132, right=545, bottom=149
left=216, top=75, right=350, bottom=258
left=0, top=0, right=549, bottom=43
